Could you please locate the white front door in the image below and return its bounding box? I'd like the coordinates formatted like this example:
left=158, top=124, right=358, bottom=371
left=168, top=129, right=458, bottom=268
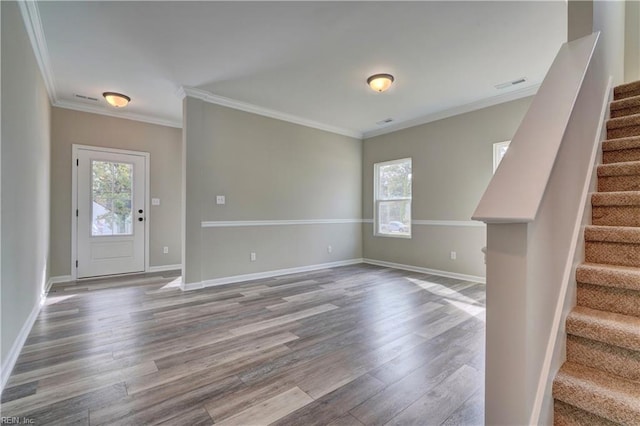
left=75, top=146, right=147, bottom=278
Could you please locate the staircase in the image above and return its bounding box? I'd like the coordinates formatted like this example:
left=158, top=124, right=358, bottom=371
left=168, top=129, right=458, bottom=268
left=553, top=81, right=640, bottom=425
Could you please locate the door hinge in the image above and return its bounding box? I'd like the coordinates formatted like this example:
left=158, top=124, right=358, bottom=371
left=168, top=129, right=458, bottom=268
left=76, top=209, right=79, bottom=217
left=75, top=260, right=78, bottom=268
left=76, top=159, right=79, bottom=166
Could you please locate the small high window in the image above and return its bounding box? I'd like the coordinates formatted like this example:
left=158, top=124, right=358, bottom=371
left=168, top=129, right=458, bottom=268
left=493, top=141, right=511, bottom=173
left=374, top=158, right=412, bottom=238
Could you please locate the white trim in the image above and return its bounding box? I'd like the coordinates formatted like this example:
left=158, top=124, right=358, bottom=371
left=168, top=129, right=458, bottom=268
left=46, top=276, right=73, bottom=294
left=203, top=219, right=484, bottom=228
left=181, top=86, right=362, bottom=139
left=202, top=219, right=363, bottom=228
left=182, top=259, right=363, bottom=291
left=493, top=140, right=511, bottom=173
left=53, top=100, right=182, bottom=129
left=363, top=83, right=540, bottom=139
left=17, top=0, right=57, bottom=104
left=412, top=220, right=485, bottom=227
left=47, top=275, right=72, bottom=286
left=529, top=77, right=613, bottom=426
left=1, top=295, right=43, bottom=393
left=363, top=258, right=486, bottom=284
left=71, top=145, right=151, bottom=280
left=148, top=264, right=182, bottom=273
left=363, top=219, right=485, bottom=227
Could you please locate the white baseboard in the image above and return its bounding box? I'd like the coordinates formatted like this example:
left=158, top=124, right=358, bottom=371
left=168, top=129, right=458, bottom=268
left=182, top=257, right=485, bottom=291
left=148, top=264, right=182, bottom=273
left=182, top=258, right=364, bottom=291
left=1, top=295, right=44, bottom=393
left=363, top=258, right=486, bottom=284
left=48, top=275, right=73, bottom=286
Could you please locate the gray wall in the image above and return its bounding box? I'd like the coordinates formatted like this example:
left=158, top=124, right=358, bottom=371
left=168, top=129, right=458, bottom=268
left=1, top=1, right=51, bottom=370
left=362, top=97, right=533, bottom=278
left=183, top=99, right=362, bottom=284
left=50, top=108, right=182, bottom=277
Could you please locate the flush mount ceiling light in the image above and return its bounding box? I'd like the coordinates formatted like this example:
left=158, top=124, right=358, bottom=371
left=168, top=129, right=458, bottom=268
left=103, top=92, right=131, bottom=108
left=367, top=73, right=394, bottom=92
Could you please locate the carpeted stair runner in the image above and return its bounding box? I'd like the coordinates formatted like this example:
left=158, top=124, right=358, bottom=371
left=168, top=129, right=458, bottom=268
left=553, top=80, right=640, bottom=424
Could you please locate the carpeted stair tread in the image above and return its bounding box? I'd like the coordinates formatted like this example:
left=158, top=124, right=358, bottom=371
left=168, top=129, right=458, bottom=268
left=554, top=400, right=619, bottom=426
left=597, top=161, right=640, bottom=177
left=566, top=306, right=640, bottom=352
left=607, top=114, right=640, bottom=130
left=592, top=191, right=640, bottom=206
left=567, top=334, right=640, bottom=382
left=584, top=225, right=640, bottom=244
left=611, top=95, right=640, bottom=112
left=578, top=282, right=640, bottom=317
left=614, top=80, right=640, bottom=100
left=591, top=192, right=640, bottom=226
left=577, top=263, right=640, bottom=291
left=607, top=114, right=640, bottom=139
left=602, top=135, right=640, bottom=152
left=610, top=95, right=640, bottom=119
left=553, top=362, right=640, bottom=425
left=602, top=136, right=640, bottom=164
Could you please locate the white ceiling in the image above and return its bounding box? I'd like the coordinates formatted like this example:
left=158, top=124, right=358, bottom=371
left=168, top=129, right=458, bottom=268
left=33, top=1, right=567, bottom=138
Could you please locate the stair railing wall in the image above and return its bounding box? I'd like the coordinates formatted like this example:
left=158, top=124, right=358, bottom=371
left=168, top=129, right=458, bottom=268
left=472, top=32, right=610, bottom=425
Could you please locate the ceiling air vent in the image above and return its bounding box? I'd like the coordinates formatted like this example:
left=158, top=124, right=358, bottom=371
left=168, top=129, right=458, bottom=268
left=74, top=93, right=99, bottom=102
left=494, top=78, right=527, bottom=90
left=376, top=118, right=394, bottom=126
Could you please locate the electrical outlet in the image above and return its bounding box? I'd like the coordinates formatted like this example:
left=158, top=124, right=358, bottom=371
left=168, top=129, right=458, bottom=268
left=450, top=251, right=457, bottom=260
left=250, top=252, right=256, bottom=262
left=216, top=195, right=226, bottom=205
left=163, top=246, right=169, bottom=254
left=327, top=245, right=333, bottom=254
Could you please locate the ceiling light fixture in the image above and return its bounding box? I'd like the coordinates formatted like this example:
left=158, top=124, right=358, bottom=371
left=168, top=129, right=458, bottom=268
left=367, top=74, right=394, bottom=92
left=103, top=92, right=131, bottom=108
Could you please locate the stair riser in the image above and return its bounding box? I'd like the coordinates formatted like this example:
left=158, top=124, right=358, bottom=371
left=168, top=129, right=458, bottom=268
left=585, top=241, right=640, bottom=267
left=566, top=335, right=640, bottom=383
left=611, top=106, right=640, bottom=118
left=602, top=148, right=640, bottom=164
left=592, top=206, right=640, bottom=227
left=553, top=375, right=637, bottom=424
left=598, top=175, right=640, bottom=192
left=615, top=87, right=640, bottom=100
left=554, top=400, right=619, bottom=426
left=577, top=283, right=640, bottom=317
left=608, top=125, right=640, bottom=139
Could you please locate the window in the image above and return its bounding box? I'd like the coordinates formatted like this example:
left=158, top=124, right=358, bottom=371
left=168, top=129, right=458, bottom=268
left=91, top=160, right=134, bottom=236
left=493, top=141, right=510, bottom=173
left=374, top=158, right=412, bottom=238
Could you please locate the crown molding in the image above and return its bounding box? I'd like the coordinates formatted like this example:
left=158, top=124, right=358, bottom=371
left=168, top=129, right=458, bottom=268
left=363, top=83, right=541, bottom=139
left=18, top=0, right=536, bottom=140
left=181, top=86, right=363, bottom=139
left=53, top=100, right=183, bottom=129
left=18, top=0, right=57, bottom=104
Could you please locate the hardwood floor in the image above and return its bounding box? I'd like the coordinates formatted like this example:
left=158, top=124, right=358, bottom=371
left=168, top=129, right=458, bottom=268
left=1, top=264, right=485, bottom=425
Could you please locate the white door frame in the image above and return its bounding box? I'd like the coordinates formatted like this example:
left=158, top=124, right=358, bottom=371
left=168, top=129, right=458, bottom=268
left=71, top=144, right=150, bottom=280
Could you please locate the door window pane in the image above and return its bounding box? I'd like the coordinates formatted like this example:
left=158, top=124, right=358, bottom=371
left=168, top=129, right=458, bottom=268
left=91, top=160, right=133, bottom=236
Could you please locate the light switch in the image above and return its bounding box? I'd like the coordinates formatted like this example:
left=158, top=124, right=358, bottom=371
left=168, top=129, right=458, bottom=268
left=152, top=198, right=161, bottom=206
left=216, top=195, right=226, bottom=205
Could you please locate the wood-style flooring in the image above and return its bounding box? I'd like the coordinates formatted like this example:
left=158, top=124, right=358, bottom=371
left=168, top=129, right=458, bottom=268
left=1, top=264, right=486, bottom=425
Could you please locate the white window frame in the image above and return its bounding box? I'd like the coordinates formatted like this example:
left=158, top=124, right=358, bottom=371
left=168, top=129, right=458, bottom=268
left=493, top=140, right=511, bottom=173
left=374, top=157, right=412, bottom=239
